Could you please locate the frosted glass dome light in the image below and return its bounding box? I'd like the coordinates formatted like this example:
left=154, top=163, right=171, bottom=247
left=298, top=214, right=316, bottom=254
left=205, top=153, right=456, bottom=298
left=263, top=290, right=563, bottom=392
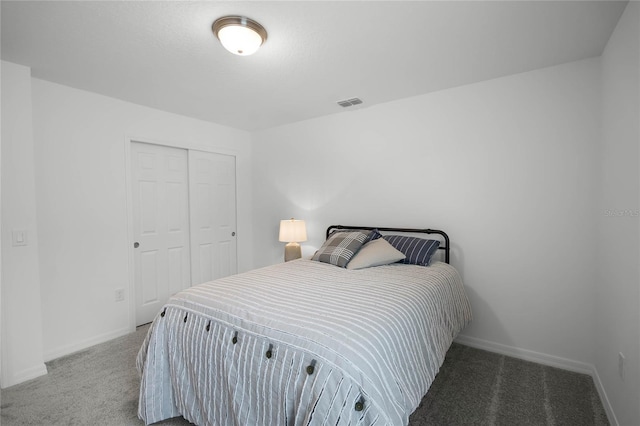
left=212, top=16, right=267, bottom=56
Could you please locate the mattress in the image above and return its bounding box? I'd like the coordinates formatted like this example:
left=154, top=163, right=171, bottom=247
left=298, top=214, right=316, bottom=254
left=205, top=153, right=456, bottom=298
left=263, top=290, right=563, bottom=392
left=137, top=258, right=472, bottom=425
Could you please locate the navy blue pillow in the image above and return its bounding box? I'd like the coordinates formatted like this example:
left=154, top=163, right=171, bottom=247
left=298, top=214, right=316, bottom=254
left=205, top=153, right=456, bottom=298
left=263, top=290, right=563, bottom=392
left=382, top=235, right=440, bottom=266
left=369, top=229, right=383, bottom=241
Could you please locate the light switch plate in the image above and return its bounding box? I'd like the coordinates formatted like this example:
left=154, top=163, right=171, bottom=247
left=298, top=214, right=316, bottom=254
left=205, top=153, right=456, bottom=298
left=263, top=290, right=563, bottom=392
left=12, top=230, right=28, bottom=247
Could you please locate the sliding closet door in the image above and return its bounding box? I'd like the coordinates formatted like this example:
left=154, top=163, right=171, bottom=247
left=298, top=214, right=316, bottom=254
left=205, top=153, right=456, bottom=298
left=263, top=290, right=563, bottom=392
left=189, top=150, right=237, bottom=285
left=131, top=142, right=191, bottom=325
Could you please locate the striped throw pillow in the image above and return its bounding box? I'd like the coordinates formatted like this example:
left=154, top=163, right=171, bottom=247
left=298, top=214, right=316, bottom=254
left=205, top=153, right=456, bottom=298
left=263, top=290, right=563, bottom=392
left=382, top=235, right=440, bottom=266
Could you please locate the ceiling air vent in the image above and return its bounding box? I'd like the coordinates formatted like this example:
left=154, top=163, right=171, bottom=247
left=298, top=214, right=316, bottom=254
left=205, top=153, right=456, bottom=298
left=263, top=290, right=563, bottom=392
left=337, top=98, right=363, bottom=108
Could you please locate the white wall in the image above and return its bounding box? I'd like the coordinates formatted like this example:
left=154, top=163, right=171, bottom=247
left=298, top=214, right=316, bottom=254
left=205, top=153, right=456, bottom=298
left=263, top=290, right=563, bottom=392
left=1, top=12, right=635, bottom=426
left=252, top=59, right=601, bottom=370
left=0, top=61, right=47, bottom=387
left=596, top=2, right=640, bottom=425
left=30, top=78, right=252, bottom=361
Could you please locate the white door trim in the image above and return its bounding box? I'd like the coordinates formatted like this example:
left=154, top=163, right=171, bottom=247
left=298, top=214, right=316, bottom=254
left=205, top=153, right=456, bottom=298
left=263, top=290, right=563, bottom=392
left=123, top=135, right=239, bottom=333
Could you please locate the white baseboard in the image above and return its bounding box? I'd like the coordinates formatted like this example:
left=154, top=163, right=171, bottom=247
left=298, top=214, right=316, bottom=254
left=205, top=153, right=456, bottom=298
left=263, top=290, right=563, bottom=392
left=43, top=326, right=132, bottom=362
left=591, top=366, right=619, bottom=426
left=454, top=334, right=618, bottom=425
left=454, top=334, right=593, bottom=374
left=1, top=363, right=48, bottom=389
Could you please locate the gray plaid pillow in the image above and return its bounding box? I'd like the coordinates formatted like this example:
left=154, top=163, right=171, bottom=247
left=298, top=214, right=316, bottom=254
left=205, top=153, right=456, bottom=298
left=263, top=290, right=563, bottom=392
left=312, top=230, right=372, bottom=267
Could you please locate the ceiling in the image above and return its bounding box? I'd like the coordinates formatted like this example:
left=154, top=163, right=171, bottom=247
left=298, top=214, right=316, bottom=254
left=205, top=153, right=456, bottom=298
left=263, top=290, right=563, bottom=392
left=1, top=1, right=627, bottom=132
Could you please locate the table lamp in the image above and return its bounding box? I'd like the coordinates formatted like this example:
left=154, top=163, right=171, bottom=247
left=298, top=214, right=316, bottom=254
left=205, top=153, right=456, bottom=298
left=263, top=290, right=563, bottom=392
left=279, top=218, right=307, bottom=261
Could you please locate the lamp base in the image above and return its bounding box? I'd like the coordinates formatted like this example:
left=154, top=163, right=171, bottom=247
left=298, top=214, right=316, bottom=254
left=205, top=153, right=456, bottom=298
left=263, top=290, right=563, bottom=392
left=284, top=242, right=302, bottom=262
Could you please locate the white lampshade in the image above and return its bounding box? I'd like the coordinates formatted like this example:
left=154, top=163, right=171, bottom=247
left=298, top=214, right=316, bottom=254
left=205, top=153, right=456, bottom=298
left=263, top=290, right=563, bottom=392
left=279, top=219, right=307, bottom=243
left=212, top=16, right=267, bottom=56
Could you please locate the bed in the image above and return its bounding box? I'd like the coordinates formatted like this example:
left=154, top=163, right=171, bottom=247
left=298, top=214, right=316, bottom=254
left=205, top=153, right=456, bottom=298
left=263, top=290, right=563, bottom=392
left=137, top=225, right=472, bottom=425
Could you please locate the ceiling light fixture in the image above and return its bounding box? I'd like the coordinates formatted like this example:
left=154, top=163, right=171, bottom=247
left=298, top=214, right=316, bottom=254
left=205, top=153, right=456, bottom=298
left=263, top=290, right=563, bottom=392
left=212, top=16, right=267, bottom=56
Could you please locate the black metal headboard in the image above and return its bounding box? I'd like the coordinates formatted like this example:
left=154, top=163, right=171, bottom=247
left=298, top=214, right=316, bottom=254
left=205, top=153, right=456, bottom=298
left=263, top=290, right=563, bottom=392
left=326, top=225, right=450, bottom=264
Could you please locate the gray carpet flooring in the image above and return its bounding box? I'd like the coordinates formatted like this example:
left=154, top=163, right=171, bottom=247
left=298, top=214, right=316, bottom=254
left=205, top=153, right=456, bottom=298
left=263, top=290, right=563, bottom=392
left=0, top=324, right=609, bottom=425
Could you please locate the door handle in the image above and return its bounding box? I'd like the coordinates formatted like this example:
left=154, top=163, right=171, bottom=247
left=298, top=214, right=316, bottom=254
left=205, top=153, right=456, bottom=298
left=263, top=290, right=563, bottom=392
left=134, top=242, right=140, bottom=248
left=231, top=232, right=236, bottom=237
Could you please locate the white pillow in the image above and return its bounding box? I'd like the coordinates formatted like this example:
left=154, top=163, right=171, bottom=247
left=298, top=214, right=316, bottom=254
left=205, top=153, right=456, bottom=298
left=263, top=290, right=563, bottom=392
left=346, top=238, right=406, bottom=270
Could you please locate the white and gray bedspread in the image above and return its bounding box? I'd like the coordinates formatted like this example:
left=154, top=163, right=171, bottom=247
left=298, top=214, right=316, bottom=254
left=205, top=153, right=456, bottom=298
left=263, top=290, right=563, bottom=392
left=137, top=259, right=472, bottom=426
